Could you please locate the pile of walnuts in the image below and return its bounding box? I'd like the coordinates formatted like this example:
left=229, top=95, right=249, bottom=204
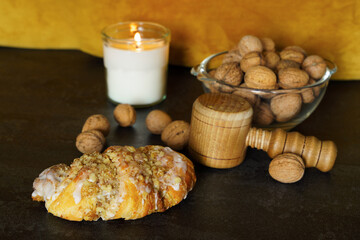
left=76, top=106, right=190, bottom=154
left=207, top=35, right=327, bottom=126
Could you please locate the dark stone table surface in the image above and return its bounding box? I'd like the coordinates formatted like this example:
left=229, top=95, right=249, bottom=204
left=0, top=48, right=359, bottom=239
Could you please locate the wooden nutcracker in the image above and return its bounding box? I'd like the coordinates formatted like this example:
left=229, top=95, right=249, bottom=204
left=188, top=93, right=337, bottom=171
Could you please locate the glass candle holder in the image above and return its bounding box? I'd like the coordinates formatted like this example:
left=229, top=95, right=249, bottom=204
left=102, top=22, right=171, bottom=107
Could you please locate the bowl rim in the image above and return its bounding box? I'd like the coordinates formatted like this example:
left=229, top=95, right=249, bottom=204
left=191, top=51, right=337, bottom=93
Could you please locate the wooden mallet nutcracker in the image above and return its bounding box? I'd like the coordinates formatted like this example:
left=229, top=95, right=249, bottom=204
left=188, top=93, right=337, bottom=171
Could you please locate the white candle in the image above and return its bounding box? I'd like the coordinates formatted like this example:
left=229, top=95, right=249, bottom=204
left=102, top=22, right=171, bottom=107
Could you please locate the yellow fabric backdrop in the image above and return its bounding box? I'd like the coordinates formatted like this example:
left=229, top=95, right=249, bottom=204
left=0, top=0, right=359, bottom=80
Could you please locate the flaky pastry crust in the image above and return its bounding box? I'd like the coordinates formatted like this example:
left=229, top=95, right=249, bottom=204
left=32, top=145, right=196, bottom=221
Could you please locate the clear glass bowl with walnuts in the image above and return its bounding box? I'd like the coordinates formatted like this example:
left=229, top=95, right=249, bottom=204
left=191, top=50, right=337, bottom=130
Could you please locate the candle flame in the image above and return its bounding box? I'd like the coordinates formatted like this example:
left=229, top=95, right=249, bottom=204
left=134, top=32, right=141, bottom=49
left=134, top=32, right=141, bottom=42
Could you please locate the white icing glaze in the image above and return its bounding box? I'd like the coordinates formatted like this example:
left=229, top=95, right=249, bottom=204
left=171, top=182, right=180, bottom=191
left=73, top=180, right=85, bottom=204
left=32, top=167, right=61, bottom=200
left=117, top=180, right=126, bottom=204
left=154, top=192, right=158, bottom=211
left=50, top=179, right=69, bottom=201
left=162, top=147, right=187, bottom=191
left=32, top=180, right=54, bottom=200
left=163, top=147, right=187, bottom=173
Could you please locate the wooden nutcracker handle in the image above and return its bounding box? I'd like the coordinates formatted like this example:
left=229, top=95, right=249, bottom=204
left=188, top=93, right=337, bottom=171
left=246, top=128, right=337, bottom=172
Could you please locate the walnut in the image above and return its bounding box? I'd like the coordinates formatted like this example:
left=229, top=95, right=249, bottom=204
left=300, top=78, right=321, bottom=104
left=213, top=81, right=234, bottom=93
left=240, top=52, right=265, bottom=72
left=203, top=81, right=216, bottom=93
left=253, top=102, right=274, bottom=126
left=279, top=48, right=305, bottom=64
left=161, top=120, right=190, bottom=150
left=82, top=114, right=110, bottom=137
left=268, top=153, right=305, bottom=183
left=214, top=62, right=242, bottom=86
left=113, top=104, right=136, bottom=127
left=300, top=79, right=317, bottom=104
left=270, top=93, right=302, bottom=122
left=302, top=55, right=327, bottom=79
left=222, top=47, right=242, bottom=63
left=146, top=110, right=172, bottom=135
left=238, top=35, right=263, bottom=56
left=276, top=59, right=300, bottom=72
left=263, top=51, right=280, bottom=70
left=309, top=78, right=321, bottom=97
left=206, top=82, right=218, bottom=93
left=278, top=67, right=309, bottom=89
left=203, top=70, right=219, bottom=93
left=232, top=84, right=260, bottom=107
left=76, top=130, right=105, bottom=154
left=244, top=66, right=277, bottom=89
left=300, top=87, right=315, bottom=104
left=254, top=88, right=278, bottom=100
left=260, top=37, right=275, bottom=52
left=208, top=69, right=216, bottom=77
left=283, top=45, right=307, bottom=56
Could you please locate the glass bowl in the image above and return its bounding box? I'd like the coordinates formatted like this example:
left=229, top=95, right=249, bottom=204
left=191, top=51, right=337, bottom=130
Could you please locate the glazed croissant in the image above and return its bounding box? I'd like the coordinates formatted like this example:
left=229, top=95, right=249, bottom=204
left=32, top=145, right=196, bottom=221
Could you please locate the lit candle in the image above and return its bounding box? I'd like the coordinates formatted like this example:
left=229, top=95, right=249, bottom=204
left=102, top=22, right=171, bottom=107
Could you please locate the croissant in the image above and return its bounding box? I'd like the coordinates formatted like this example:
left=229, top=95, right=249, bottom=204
left=32, top=145, right=196, bottom=221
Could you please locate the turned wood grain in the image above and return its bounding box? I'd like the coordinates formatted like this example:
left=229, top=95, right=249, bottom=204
left=246, top=128, right=337, bottom=172
left=188, top=93, right=253, bottom=168
left=189, top=93, right=337, bottom=171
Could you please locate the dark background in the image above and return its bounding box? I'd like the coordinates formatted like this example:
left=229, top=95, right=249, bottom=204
left=0, top=48, right=359, bottom=239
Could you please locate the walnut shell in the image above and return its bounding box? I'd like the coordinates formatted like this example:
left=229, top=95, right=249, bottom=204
left=240, top=52, right=265, bottom=72
left=203, top=81, right=216, bottom=93
left=283, top=46, right=307, bottom=56
left=214, top=62, right=242, bottom=87
left=161, top=120, right=190, bottom=150
left=309, top=78, right=321, bottom=97
left=223, top=47, right=242, bottom=63
left=146, top=110, right=172, bottom=135
left=232, top=84, right=260, bottom=107
left=278, top=68, right=309, bottom=89
left=300, top=79, right=317, bottom=104
left=263, top=51, right=280, bottom=70
left=113, top=104, right=136, bottom=127
left=260, top=37, right=275, bottom=52
left=276, top=59, right=300, bottom=72
left=279, top=49, right=305, bottom=64
left=76, top=130, right=105, bottom=154
left=213, top=81, right=235, bottom=93
left=82, top=114, right=110, bottom=137
left=204, top=70, right=218, bottom=92
left=302, top=55, right=327, bottom=79
left=244, top=66, right=277, bottom=89
left=269, top=153, right=305, bottom=183
left=253, top=89, right=278, bottom=100
left=300, top=87, right=315, bottom=104
left=253, top=102, right=274, bottom=126
left=270, top=93, right=302, bottom=122
left=206, top=82, right=220, bottom=93
left=238, top=35, right=263, bottom=56
left=208, top=69, right=216, bottom=77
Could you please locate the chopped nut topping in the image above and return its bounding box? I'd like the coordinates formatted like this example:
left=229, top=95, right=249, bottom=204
left=32, top=145, right=196, bottom=221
